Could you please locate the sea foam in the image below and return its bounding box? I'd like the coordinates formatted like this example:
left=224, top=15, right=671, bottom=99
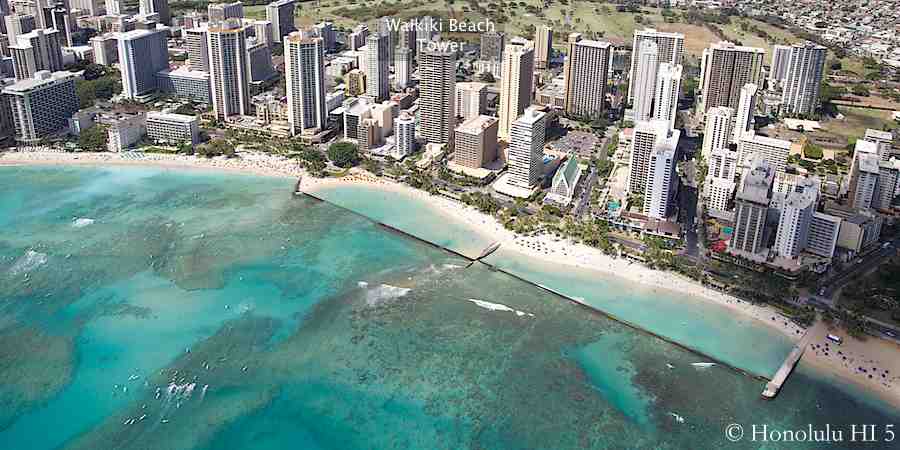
left=72, top=218, right=95, bottom=228
left=8, top=250, right=48, bottom=276
left=365, top=284, right=411, bottom=307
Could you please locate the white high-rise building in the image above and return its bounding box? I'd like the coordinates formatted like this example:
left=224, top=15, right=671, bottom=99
left=781, top=41, right=827, bottom=116
left=534, top=25, right=552, bottom=69
left=455, top=82, right=489, bottom=122
left=508, top=107, right=547, bottom=189
left=91, top=34, right=119, bottom=66
left=732, top=83, right=758, bottom=143
left=563, top=33, right=611, bottom=118
left=628, top=119, right=671, bottom=195
left=773, top=176, right=820, bottom=259
left=117, top=29, right=168, bottom=99
left=644, top=132, right=679, bottom=219
left=653, top=63, right=682, bottom=130
left=628, top=28, right=684, bottom=104
left=185, top=27, right=210, bottom=72
left=5, top=13, right=36, bottom=43
left=729, top=155, right=775, bottom=255
left=2, top=71, right=80, bottom=144
left=394, top=46, right=412, bottom=90
left=699, top=41, right=765, bottom=112
left=266, top=0, right=295, bottom=43
left=208, top=1, right=243, bottom=23
left=737, top=132, right=792, bottom=172
left=285, top=31, right=326, bottom=136
left=498, top=37, right=534, bottom=140
left=139, top=0, right=171, bottom=24
left=10, top=28, right=63, bottom=81
left=848, top=140, right=881, bottom=210
left=701, top=106, right=734, bottom=159
left=207, top=19, right=251, bottom=120
left=631, top=40, right=659, bottom=122
left=254, top=20, right=274, bottom=47
left=395, top=111, right=416, bottom=157
left=418, top=49, right=456, bottom=145
left=365, top=33, right=389, bottom=101
left=769, top=44, right=791, bottom=89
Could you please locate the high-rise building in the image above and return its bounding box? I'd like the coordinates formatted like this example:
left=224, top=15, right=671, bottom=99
left=394, top=46, right=412, bottom=90
left=563, top=33, right=610, bottom=118
left=807, top=212, right=842, bottom=259
left=365, top=33, right=389, bottom=102
left=314, top=22, right=335, bottom=51
left=395, top=111, right=416, bottom=157
left=628, top=28, right=684, bottom=103
left=397, top=21, right=417, bottom=57
left=737, top=132, right=791, bottom=172
left=2, top=70, right=79, bottom=144
left=498, top=37, right=534, bottom=140
left=346, top=69, right=365, bottom=96
left=348, top=24, right=368, bottom=51
left=71, top=0, right=103, bottom=16
left=91, top=34, right=119, bottom=66
left=628, top=119, right=672, bottom=195
left=253, top=20, right=274, bottom=47
left=266, top=0, right=295, bottom=43
left=376, top=17, right=395, bottom=65
left=876, top=159, right=900, bottom=210
left=732, top=83, right=758, bottom=143
left=644, top=131, right=679, bottom=219
left=701, top=106, right=734, bottom=159
left=105, top=0, right=124, bottom=15
left=184, top=27, right=209, bottom=72
left=729, top=155, right=775, bottom=255
left=699, top=41, right=764, bottom=112
left=480, top=30, right=504, bottom=62
left=773, top=176, right=819, bottom=259
left=453, top=115, right=498, bottom=169
left=848, top=140, right=881, bottom=210
left=863, top=128, right=895, bottom=161
left=138, top=0, right=170, bottom=24
left=534, top=25, right=552, bottom=69
left=285, top=31, right=326, bottom=136
left=207, top=19, right=250, bottom=120
left=117, top=29, right=168, bottom=99
left=5, top=14, right=36, bottom=44
left=508, top=107, right=547, bottom=188
left=781, top=41, right=827, bottom=116
left=653, top=63, right=682, bottom=130
left=418, top=49, right=455, bottom=145
left=631, top=40, right=659, bottom=122
left=769, top=44, right=791, bottom=89
left=9, top=28, right=62, bottom=81
left=208, top=1, right=243, bottom=23
left=455, top=82, right=489, bottom=122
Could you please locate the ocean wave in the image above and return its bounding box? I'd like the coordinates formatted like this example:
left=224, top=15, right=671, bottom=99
left=365, top=284, right=411, bottom=307
left=72, top=217, right=95, bottom=228
left=467, top=299, right=534, bottom=317
left=8, top=250, right=48, bottom=276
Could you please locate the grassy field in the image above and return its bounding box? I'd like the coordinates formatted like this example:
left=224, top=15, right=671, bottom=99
left=820, top=106, right=895, bottom=141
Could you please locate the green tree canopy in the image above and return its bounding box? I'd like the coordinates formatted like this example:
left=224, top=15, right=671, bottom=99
left=77, top=125, right=107, bottom=152
left=327, top=142, right=360, bottom=168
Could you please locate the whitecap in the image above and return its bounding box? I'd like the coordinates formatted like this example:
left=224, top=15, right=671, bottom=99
left=468, top=298, right=516, bottom=312
left=8, top=250, right=48, bottom=276
left=357, top=281, right=369, bottom=288
left=691, top=363, right=716, bottom=369
left=72, top=217, right=95, bottom=228
left=365, top=284, right=411, bottom=307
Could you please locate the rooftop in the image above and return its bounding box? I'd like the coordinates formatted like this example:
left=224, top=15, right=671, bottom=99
left=456, top=115, right=498, bottom=134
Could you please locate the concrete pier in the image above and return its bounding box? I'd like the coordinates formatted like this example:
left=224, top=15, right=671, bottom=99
left=762, top=332, right=811, bottom=399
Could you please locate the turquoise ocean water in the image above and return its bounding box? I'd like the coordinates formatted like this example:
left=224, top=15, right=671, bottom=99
left=0, top=165, right=897, bottom=449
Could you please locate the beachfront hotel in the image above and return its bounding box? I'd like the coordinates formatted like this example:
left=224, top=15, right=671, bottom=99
left=2, top=70, right=79, bottom=144
left=207, top=19, right=251, bottom=121
left=418, top=49, right=456, bottom=145
left=284, top=30, right=327, bottom=136
left=118, top=29, right=169, bottom=100
left=146, top=112, right=200, bottom=147
left=453, top=115, right=499, bottom=169
left=730, top=155, right=776, bottom=255
left=508, top=107, right=547, bottom=189
left=631, top=40, right=659, bottom=122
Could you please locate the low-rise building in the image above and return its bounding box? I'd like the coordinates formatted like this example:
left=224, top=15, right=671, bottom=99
left=107, top=114, right=146, bottom=152
left=146, top=111, right=200, bottom=146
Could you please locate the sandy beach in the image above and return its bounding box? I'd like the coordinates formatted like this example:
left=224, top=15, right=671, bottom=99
left=5, top=149, right=900, bottom=409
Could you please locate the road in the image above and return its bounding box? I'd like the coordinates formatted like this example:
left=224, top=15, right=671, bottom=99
left=818, top=237, right=900, bottom=298
left=573, top=167, right=597, bottom=220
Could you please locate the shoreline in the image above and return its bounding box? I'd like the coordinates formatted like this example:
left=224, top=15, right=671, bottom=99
left=5, top=150, right=900, bottom=410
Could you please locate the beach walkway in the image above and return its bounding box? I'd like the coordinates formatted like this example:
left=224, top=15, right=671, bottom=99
left=762, top=331, right=812, bottom=399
